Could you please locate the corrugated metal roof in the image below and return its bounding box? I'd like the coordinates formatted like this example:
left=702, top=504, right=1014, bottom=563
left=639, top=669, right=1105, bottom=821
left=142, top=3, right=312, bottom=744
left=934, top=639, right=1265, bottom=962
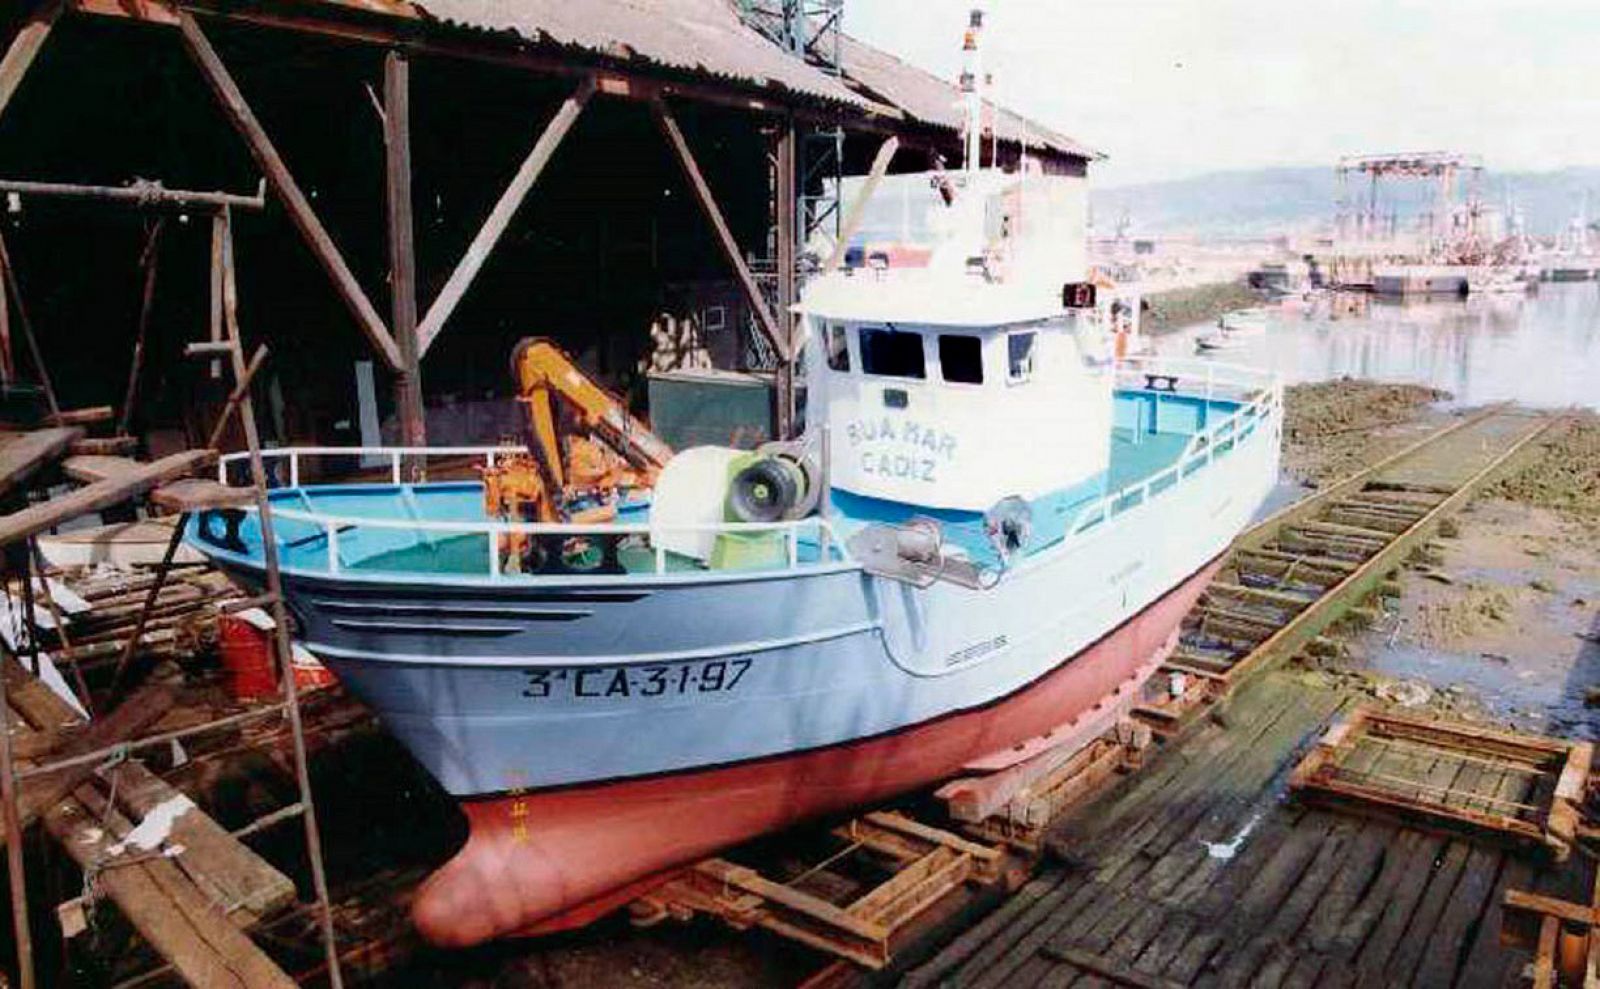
left=412, top=0, right=869, bottom=108
left=837, top=33, right=1100, bottom=161
left=393, top=0, right=1094, bottom=161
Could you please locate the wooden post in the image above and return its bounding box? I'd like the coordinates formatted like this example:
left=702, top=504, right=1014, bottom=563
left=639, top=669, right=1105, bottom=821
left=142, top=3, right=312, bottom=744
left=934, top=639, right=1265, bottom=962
left=416, top=75, right=595, bottom=357
left=177, top=11, right=403, bottom=372
left=0, top=2, right=58, bottom=126
left=383, top=51, right=425, bottom=451
left=217, top=212, right=345, bottom=988
left=117, top=218, right=166, bottom=437
left=0, top=641, right=35, bottom=989
left=0, top=242, right=12, bottom=385
left=826, top=136, right=899, bottom=273
left=773, top=116, right=797, bottom=439
left=207, top=211, right=226, bottom=379
left=651, top=98, right=789, bottom=364
left=0, top=231, right=59, bottom=421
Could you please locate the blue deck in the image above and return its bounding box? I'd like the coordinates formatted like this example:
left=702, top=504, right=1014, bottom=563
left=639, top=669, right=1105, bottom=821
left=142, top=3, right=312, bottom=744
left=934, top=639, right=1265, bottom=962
left=191, top=388, right=1238, bottom=579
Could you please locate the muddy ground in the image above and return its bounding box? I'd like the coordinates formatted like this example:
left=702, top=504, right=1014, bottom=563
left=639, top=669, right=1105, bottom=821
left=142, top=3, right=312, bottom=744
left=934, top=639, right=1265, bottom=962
left=1294, top=406, right=1600, bottom=740
left=1142, top=281, right=1262, bottom=336
left=395, top=388, right=1600, bottom=988
left=1279, top=377, right=1453, bottom=487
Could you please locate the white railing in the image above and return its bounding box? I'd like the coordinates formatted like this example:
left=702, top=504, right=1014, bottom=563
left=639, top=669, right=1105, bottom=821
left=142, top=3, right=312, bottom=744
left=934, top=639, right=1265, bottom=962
left=1067, top=357, right=1283, bottom=535
left=221, top=503, right=838, bottom=579
left=208, top=357, right=1278, bottom=577
left=217, top=445, right=525, bottom=488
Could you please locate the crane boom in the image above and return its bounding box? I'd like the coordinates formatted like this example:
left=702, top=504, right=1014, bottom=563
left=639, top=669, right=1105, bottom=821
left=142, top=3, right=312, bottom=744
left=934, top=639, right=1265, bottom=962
left=482, top=338, right=673, bottom=572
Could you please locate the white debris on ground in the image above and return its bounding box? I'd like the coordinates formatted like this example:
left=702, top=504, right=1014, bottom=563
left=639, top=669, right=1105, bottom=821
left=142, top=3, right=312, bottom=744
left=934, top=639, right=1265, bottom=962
left=107, top=795, right=196, bottom=857
left=1201, top=812, right=1261, bottom=860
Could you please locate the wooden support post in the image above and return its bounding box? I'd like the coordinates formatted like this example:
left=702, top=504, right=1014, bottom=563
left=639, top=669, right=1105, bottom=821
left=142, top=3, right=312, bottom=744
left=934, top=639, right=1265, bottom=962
left=118, top=218, right=166, bottom=437
left=0, top=642, right=35, bottom=989
left=0, top=230, right=59, bottom=421
left=651, top=98, right=789, bottom=364
left=216, top=211, right=346, bottom=989
left=383, top=51, right=426, bottom=453
left=773, top=116, right=797, bottom=439
left=416, top=75, right=595, bottom=357
left=177, top=11, right=403, bottom=371
left=825, top=136, right=899, bottom=273
left=0, top=243, right=12, bottom=385
left=205, top=342, right=269, bottom=449
left=207, top=211, right=225, bottom=379
left=0, top=2, right=58, bottom=126
left=106, top=512, right=188, bottom=698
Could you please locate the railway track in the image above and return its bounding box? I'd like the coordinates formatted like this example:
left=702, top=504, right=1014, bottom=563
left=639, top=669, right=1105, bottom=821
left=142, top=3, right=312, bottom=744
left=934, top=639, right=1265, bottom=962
left=1143, top=403, right=1561, bottom=729
left=631, top=404, right=1563, bottom=977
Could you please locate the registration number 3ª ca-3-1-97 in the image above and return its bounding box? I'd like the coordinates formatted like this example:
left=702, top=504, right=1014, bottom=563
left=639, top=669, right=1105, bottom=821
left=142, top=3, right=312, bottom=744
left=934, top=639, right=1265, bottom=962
left=521, top=659, right=753, bottom=700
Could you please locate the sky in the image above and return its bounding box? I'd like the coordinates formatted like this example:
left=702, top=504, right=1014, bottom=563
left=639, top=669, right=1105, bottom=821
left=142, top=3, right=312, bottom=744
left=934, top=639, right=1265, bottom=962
left=844, top=0, right=1600, bottom=187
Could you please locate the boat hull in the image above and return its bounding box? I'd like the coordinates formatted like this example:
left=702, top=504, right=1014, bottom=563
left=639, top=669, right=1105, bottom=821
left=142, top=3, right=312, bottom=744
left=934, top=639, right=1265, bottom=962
left=410, top=553, right=1222, bottom=947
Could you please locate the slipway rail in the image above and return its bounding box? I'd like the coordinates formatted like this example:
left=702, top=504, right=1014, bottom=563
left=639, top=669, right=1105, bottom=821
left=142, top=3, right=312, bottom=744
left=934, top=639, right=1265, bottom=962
left=1142, top=403, right=1561, bottom=730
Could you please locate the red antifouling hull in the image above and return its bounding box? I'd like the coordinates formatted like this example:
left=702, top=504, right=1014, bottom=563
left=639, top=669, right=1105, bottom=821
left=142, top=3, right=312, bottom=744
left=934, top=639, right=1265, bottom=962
left=411, top=557, right=1221, bottom=947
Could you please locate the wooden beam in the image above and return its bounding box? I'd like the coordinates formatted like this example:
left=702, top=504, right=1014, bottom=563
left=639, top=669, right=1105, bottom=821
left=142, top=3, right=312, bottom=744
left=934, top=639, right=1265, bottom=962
left=773, top=115, right=796, bottom=439
left=383, top=51, right=425, bottom=446
left=0, top=427, right=80, bottom=498
left=0, top=449, right=214, bottom=547
left=0, top=682, right=172, bottom=844
left=177, top=11, right=404, bottom=371
left=825, top=136, right=898, bottom=273
left=651, top=98, right=789, bottom=363
left=8, top=670, right=299, bottom=987
left=0, top=2, right=58, bottom=125
left=415, top=75, right=595, bottom=358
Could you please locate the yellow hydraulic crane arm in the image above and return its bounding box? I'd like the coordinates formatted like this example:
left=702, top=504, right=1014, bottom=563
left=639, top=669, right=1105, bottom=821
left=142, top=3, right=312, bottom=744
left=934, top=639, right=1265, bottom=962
left=509, top=337, right=674, bottom=486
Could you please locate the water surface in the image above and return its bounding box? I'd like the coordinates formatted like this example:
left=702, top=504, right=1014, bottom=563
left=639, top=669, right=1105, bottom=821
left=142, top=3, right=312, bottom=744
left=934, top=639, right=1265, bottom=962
left=1157, top=282, right=1600, bottom=409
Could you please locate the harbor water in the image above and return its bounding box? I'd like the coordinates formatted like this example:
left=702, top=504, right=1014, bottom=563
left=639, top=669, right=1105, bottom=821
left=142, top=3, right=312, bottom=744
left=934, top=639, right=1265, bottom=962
left=1158, top=282, right=1600, bottom=410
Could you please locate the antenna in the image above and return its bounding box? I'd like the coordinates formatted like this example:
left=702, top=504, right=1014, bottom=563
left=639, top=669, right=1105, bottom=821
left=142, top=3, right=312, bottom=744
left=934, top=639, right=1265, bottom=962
left=959, top=7, right=985, bottom=175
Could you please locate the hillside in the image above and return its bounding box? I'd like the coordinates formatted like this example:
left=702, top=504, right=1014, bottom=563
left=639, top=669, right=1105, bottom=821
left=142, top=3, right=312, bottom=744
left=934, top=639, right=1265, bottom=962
left=1090, top=165, right=1600, bottom=238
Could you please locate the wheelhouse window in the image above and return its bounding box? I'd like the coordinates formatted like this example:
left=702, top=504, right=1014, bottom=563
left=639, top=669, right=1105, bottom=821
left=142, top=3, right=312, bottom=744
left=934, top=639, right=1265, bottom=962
left=939, top=334, right=984, bottom=384
left=859, top=327, right=926, bottom=379
left=825, top=323, right=851, bottom=372
left=1007, top=331, right=1037, bottom=383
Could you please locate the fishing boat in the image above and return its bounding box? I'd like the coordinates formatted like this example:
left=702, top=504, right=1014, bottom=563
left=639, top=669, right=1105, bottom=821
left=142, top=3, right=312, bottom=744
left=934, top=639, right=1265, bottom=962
left=184, top=26, right=1283, bottom=944
left=187, top=165, right=1282, bottom=947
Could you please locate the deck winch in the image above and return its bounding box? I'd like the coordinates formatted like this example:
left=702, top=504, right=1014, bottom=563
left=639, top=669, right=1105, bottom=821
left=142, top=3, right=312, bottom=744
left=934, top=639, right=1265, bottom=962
left=726, top=442, right=821, bottom=524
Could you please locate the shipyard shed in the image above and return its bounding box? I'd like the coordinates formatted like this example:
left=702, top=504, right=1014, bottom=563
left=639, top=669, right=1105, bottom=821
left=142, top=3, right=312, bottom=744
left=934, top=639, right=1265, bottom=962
left=0, top=0, right=1095, bottom=459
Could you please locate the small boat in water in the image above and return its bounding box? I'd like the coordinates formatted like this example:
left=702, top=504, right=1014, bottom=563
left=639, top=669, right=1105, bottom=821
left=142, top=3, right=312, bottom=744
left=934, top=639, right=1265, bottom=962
left=1195, top=309, right=1267, bottom=352
left=1217, top=309, right=1268, bottom=335
left=188, top=165, right=1283, bottom=947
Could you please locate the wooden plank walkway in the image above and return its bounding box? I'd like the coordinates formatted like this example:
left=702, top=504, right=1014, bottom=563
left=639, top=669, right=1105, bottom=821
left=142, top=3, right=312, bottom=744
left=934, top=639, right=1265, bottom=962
left=901, top=672, right=1576, bottom=989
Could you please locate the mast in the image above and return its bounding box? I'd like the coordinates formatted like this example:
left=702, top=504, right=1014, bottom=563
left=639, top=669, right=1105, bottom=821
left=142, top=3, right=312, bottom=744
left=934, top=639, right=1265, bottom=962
left=960, top=7, right=985, bottom=175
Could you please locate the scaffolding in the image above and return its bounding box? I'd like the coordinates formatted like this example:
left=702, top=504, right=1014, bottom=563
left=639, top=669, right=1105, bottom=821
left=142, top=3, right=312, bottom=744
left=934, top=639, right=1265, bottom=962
left=0, top=181, right=343, bottom=988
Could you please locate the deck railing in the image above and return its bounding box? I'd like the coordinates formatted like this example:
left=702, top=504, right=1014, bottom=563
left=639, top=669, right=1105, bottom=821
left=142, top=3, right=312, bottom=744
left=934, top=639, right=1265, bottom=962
left=209, top=357, right=1280, bottom=578
left=217, top=445, right=525, bottom=488
left=207, top=499, right=839, bottom=579
left=1067, top=357, right=1282, bottom=535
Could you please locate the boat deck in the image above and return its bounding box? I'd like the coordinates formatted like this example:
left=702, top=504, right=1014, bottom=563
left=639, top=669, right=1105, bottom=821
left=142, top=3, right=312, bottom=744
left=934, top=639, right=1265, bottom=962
left=903, top=670, right=1581, bottom=989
